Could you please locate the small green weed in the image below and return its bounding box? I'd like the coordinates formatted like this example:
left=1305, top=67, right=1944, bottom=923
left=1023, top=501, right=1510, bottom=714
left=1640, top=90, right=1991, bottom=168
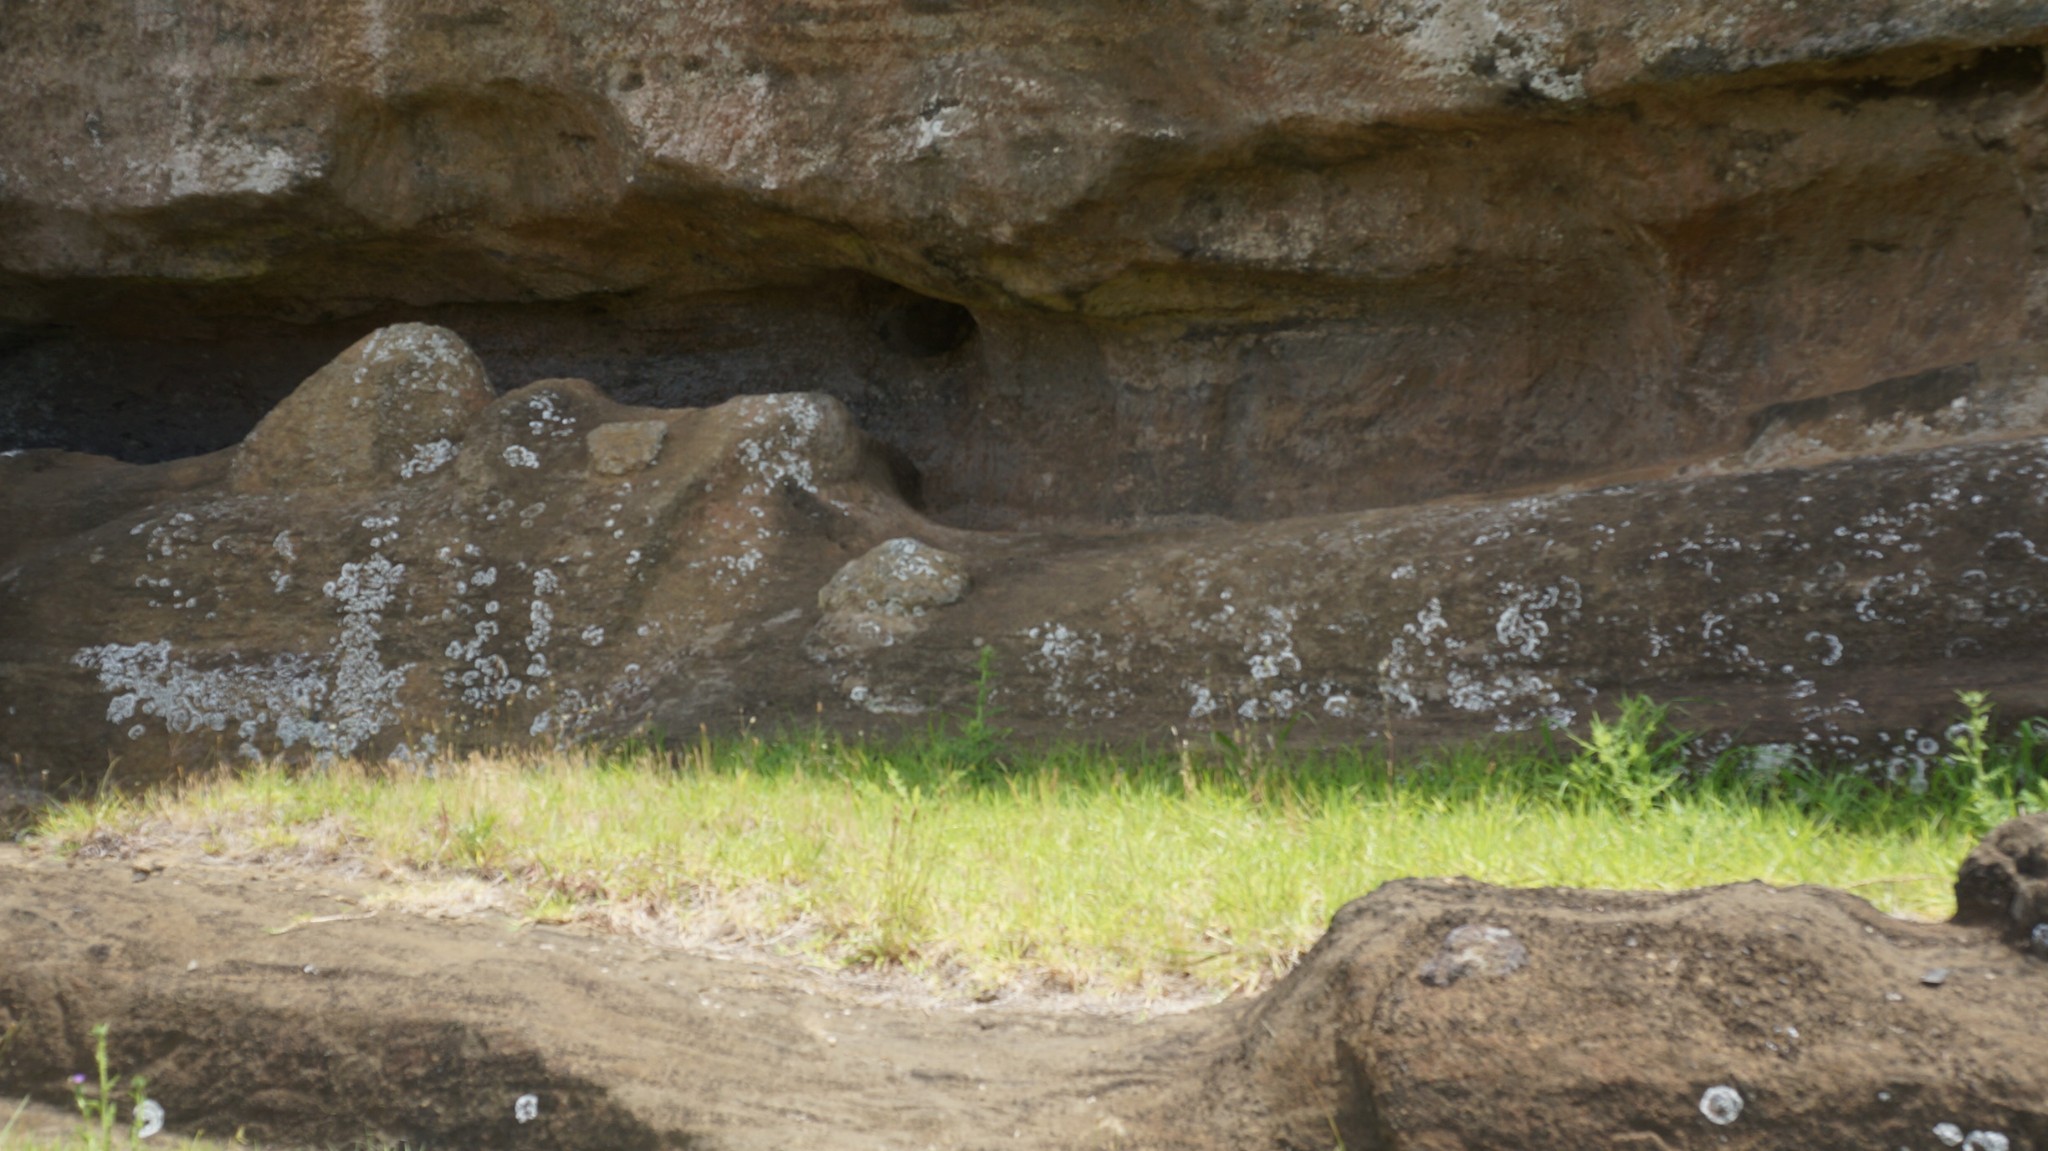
left=1558, top=695, right=1691, bottom=816
left=923, top=645, right=1012, bottom=777
left=68, top=1025, right=155, bottom=1150
left=1923, top=691, right=2048, bottom=833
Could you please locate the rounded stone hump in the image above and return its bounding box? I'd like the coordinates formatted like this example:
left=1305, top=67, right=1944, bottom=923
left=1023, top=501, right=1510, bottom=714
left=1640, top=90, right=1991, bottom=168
left=458, top=377, right=613, bottom=482
left=1953, top=812, right=2048, bottom=942
left=231, top=323, right=492, bottom=492
left=820, top=538, right=970, bottom=617
left=718, top=393, right=864, bottom=495
left=806, top=538, right=971, bottom=662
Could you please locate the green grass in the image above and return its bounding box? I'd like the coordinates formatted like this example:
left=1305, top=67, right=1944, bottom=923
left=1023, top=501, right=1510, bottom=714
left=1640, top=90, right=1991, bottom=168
left=28, top=694, right=2048, bottom=998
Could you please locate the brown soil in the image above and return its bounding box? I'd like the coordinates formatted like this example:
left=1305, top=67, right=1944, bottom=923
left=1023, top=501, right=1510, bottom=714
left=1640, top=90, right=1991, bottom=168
left=2, top=846, right=2044, bottom=1151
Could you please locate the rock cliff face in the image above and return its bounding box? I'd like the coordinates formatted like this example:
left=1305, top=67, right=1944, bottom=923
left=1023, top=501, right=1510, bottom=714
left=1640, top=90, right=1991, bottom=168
left=5, top=1, right=2048, bottom=781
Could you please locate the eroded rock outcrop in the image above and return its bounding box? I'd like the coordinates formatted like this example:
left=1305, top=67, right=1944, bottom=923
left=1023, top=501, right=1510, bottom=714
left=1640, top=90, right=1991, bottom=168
left=4, top=324, right=2047, bottom=786
left=6, top=2, right=2048, bottom=781
left=807, top=537, right=972, bottom=660
left=1158, top=817, right=2048, bottom=1150
left=1954, top=812, right=2048, bottom=945
left=1148, top=871, right=2048, bottom=1151
left=0, top=325, right=939, bottom=785
left=6, top=1, right=2048, bottom=528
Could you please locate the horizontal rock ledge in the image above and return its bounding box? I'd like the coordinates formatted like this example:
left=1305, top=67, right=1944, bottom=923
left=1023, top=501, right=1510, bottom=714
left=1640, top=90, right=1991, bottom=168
left=3, top=324, right=2046, bottom=788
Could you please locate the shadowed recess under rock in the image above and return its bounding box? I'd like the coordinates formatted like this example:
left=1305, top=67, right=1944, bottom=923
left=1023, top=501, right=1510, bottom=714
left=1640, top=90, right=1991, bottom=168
left=4, top=4, right=2048, bottom=525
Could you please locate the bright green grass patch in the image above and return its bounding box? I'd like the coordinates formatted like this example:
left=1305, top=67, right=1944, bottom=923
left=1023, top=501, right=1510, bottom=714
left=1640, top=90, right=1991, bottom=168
left=31, top=695, right=2047, bottom=997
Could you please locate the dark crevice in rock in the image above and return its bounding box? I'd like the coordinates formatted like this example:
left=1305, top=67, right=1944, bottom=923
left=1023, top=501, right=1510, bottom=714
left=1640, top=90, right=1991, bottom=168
left=873, top=287, right=978, bottom=358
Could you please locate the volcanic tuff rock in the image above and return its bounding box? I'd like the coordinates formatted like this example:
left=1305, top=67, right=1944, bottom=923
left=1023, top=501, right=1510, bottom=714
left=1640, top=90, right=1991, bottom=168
left=1954, top=812, right=2048, bottom=943
left=9, top=0, right=2048, bottom=524
left=6, top=2, right=2048, bottom=779
left=1147, top=871, right=2048, bottom=1151
left=806, top=537, right=972, bottom=661
left=5, top=323, right=2048, bottom=785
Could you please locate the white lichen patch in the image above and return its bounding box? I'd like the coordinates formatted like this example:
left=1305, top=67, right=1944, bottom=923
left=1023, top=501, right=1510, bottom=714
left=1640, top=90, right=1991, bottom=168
left=502, top=445, right=541, bottom=470
left=524, top=568, right=558, bottom=682
left=400, top=439, right=458, bottom=478
left=355, top=324, right=479, bottom=399
left=1023, top=622, right=1132, bottom=719
left=166, top=137, right=307, bottom=199
left=1235, top=605, right=1311, bottom=720
left=75, top=556, right=411, bottom=758
left=1379, top=598, right=1449, bottom=717
left=1374, top=577, right=1582, bottom=733
left=733, top=394, right=832, bottom=496
left=526, top=393, right=579, bottom=439
left=1398, top=0, right=1586, bottom=101
left=314, top=556, right=411, bottom=752
left=1493, top=579, right=1582, bottom=659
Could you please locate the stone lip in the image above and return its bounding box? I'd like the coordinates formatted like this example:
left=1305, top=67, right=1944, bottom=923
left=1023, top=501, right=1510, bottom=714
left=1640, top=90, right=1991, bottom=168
left=5, top=0, right=2046, bottom=256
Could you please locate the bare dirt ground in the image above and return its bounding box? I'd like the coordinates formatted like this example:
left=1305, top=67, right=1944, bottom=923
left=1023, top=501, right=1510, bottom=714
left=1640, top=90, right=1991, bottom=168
left=3, top=838, right=2045, bottom=1151
left=0, top=845, right=1210, bottom=1151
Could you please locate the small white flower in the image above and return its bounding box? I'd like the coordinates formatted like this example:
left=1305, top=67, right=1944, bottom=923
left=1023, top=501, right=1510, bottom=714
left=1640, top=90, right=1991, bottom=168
left=134, top=1099, right=165, bottom=1140
left=1698, top=1085, right=1742, bottom=1125
left=514, top=1094, right=539, bottom=1124
left=1935, top=1124, right=1966, bottom=1147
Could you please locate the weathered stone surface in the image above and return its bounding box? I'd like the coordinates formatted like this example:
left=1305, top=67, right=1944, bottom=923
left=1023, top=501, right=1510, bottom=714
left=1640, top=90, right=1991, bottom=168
left=6, top=5, right=2048, bottom=780
left=6, top=1, right=2048, bottom=530
left=1736, top=347, right=2048, bottom=472
left=806, top=537, right=972, bottom=663
left=1146, top=876, right=2048, bottom=1151
left=586, top=419, right=669, bottom=477
left=0, top=328, right=932, bottom=785
left=1954, top=813, right=2048, bottom=940
left=818, top=539, right=971, bottom=620
left=228, top=323, right=492, bottom=493
left=4, top=324, right=2047, bottom=786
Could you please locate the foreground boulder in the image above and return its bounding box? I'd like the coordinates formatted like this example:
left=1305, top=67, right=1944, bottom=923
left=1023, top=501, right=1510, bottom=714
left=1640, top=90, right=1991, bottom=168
left=1153, top=877, right=2047, bottom=1150
left=1955, top=812, right=2048, bottom=946
left=4, top=325, right=2048, bottom=786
